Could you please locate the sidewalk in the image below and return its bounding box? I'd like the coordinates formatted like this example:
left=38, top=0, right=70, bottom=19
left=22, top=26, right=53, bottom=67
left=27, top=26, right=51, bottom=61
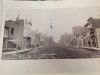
left=2, top=46, right=44, bottom=55
left=75, top=46, right=100, bottom=51
left=3, top=48, right=33, bottom=55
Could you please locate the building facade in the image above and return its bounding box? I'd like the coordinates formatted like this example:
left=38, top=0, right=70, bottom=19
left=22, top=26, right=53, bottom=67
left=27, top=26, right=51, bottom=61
left=3, top=16, right=32, bottom=50
left=77, top=17, right=100, bottom=48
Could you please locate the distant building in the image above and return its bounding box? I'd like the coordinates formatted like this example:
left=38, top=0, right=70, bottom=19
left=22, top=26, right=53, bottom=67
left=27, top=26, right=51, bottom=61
left=31, top=31, right=55, bottom=47
left=32, top=32, right=41, bottom=47
left=3, top=16, right=32, bottom=50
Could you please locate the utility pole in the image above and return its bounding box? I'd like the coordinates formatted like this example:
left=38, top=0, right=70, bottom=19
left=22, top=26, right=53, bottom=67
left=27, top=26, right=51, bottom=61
left=16, top=14, right=19, bottom=59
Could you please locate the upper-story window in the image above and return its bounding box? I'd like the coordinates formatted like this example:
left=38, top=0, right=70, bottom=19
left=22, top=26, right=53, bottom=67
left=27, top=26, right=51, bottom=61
left=4, top=27, right=9, bottom=37
left=4, top=28, right=8, bottom=36
left=11, top=28, right=14, bottom=35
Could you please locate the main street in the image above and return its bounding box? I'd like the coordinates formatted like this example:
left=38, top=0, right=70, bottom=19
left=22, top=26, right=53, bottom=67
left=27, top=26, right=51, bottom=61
left=2, top=44, right=100, bottom=59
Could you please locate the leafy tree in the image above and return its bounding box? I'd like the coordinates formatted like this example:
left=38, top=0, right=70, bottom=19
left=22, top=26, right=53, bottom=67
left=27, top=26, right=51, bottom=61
left=72, top=26, right=88, bottom=46
left=58, top=33, right=74, bottom=47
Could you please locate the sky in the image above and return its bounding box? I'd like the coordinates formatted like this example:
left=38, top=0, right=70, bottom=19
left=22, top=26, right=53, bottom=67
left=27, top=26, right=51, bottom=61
left=5, top=7, right=100, bottom=42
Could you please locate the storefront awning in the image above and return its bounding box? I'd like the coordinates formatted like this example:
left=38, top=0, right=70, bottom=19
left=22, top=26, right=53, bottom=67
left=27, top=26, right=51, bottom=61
left=8, top=39, right=17, bottom=44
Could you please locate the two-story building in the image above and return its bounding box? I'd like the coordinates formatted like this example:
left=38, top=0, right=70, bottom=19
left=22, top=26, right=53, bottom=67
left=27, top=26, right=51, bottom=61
left=84, top=17, right=100, bottom=47
left=3, top=16, right=32, bottom=50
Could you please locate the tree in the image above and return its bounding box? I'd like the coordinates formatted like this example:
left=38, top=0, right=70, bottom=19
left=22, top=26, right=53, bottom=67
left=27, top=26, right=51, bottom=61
left=72, top=26, right=88, bottom=46
left=58, top=33, right=74, bottom=47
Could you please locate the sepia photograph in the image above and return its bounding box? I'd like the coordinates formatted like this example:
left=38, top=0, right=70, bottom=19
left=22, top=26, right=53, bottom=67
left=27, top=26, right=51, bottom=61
left=2, top=7, right=100, bottom=60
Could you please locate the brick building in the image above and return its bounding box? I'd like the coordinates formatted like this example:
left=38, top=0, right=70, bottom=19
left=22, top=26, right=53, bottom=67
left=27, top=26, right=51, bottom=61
left=3, top=16, right=32, bottom=50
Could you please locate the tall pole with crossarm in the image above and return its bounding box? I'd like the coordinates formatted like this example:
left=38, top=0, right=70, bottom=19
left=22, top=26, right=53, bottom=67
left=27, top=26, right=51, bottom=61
left=16, top=14, right=19, bottom=59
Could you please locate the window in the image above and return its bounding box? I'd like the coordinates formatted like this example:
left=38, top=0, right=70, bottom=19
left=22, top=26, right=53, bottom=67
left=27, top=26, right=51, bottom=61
left=4, top=27, right=9, bottom=36
left=11, top=28, right=14, bottom=35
